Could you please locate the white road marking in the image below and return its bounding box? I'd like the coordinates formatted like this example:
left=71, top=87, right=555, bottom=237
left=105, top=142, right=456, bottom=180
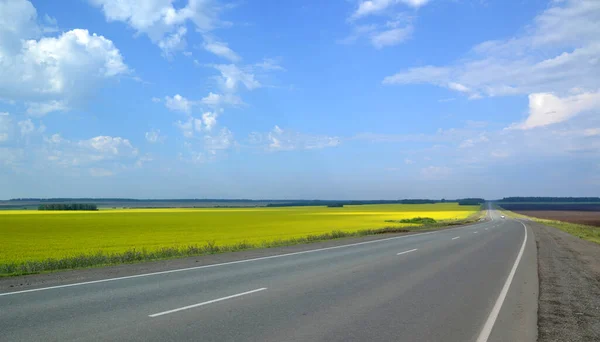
left=485, top=228, right=488, bottom=230
left=397, top=248, right=418, bottom=255
left=149, top=288, right=267, bottom=318
left=0, top=219, right=497, bottom=297
left=473, top=231, right=478, bottom=234
left=476, top=222, right=528, bottom=342
left=452, top=236, right=460, bottom=240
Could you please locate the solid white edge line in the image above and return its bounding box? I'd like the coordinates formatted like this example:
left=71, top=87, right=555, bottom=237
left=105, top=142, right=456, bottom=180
left=452, top=236, right=460, bottom=240
left=0, top=218, right=498, bottom=297
left=475, top=221, right=528, bottom=342
left=396, top=248, right=418, bottom=255
left=149, top=288, right=267, bottom=318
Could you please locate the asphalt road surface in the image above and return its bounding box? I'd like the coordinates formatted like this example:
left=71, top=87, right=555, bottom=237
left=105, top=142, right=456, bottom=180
left=0, top=210, right=538, bottom=342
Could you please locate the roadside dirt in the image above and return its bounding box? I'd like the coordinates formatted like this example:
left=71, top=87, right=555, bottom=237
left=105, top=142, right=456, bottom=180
left=529, top=220, right=600, bottom=341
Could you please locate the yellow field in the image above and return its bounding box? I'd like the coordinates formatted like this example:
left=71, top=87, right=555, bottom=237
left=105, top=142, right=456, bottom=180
left=0, top=203, right=478, bottom=265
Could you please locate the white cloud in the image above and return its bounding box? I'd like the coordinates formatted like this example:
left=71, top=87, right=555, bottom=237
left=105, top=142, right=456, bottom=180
left=79, top=136, right=138, bottom=156
left=165, top=94, right=193, bottom=113
left=151, top=97, right=161, bottom=103
left=201, top=111, right=218, bottom=131
left=251, top=126, right=341, bottom=151
left=157, top=26, right=187, bottom=57
left=350, top=0, right=429, bottom=20
left=145, top=129, right=165, bottom=143
left=175, top=111, right=219, bottom=137
left=370, top=26, right=413, bottom=48
left=90, top=0, right=221, bottom=56
left=0, top=112, right=11, bottom=142
left=0, top=1, right=128, bottom=114
left=44, top=134, right=138, bottom=168
left=213, top=64, right=261, bottom=92
left=404, top=158, right=415, bottom=164
left=89, top=168, right=114, bottom=177
left=26, top=100, right=69, bottom=116
left=203, top=38, right=240, bottom=62
left=175, top=117, right=195, bottom=138
left=255, top=58, right=285, bottom=71
left=341, top=19, right=413, bottom=48
left=512, top=91, right=600, bottom=130
left=383, top=0, right=600, bottom=102
left=17, top=119, right=35, bottom=135
left=203, top=127, right=234, bottom=152
left=201, top=92, right=243, bottom=107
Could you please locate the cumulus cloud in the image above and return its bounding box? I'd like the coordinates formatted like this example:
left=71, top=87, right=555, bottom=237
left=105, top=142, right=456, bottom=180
left=511, top=91, right=600, bottom=130
left=383, top=0, right=600, bottom=104
left=90, top=0, right=221, bottom=56
left=175, top=110, right=219, bottom=138
left=250, top=126, right=341, bottom=151
left=0, top=1, right=128, bottom=114
left=43, top=134, right=138, bottom=169
left=165, top=94, right=194, bottom=113
left=203, top=127, right=234, bottom=153
left=201, top=92, right=243, bottom=107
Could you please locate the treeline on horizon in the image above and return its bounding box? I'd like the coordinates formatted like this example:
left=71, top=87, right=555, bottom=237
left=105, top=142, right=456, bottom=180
left=38, top=203, right=98, bottom=211
left=496, top=197, right=600, bottom=203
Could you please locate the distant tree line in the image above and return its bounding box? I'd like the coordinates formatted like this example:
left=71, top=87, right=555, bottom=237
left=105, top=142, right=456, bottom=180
left=497, top=197, right=600, bottom=203
left=38, top=203, right=98, bottom=211
left=457, top=198, right=486, bottom=206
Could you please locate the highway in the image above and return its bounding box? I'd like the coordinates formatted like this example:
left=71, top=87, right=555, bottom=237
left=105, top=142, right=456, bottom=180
left=0, top=210, right=537, bottom=341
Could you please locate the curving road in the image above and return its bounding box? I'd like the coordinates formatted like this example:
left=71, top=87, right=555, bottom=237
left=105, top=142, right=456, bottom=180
left=0, top=210, right=537, bottom=341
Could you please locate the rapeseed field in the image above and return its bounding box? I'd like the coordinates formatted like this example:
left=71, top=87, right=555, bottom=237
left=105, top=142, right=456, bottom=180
left=0, top=203, right=478, bottom=274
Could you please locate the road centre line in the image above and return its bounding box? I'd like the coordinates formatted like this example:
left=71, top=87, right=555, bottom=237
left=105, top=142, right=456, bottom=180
left=452, top=236, right=460, bottom=240
left=476, top=222, right=528, bottom=342
left=397, top=248, right=418, bottom=256
left=149, top=288, right=267, bottom=318
left=0, top=219, right=497, bottom=297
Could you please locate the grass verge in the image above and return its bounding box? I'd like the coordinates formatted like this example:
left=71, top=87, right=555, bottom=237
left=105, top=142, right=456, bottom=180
left=0, top=211, right=486, bottom=277
left=497, top=206, right=600, bottom=245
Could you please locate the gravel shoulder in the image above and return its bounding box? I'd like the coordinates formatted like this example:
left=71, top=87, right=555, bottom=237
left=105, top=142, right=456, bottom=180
left=528, top=220, right=600, bottom=341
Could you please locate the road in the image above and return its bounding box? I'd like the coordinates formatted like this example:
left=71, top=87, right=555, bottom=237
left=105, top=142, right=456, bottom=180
left=0, top=210, right=537, bottom=341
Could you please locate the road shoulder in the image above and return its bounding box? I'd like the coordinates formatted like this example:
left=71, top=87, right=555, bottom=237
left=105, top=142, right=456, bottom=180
left=530, top=220, right=600, bottom=341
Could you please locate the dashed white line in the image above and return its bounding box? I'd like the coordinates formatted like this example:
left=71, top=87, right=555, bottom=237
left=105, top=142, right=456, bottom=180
left=149, top=288, right=267, bottom=318
left=452, top=236, right=460, bottom=240
left=397, top=248, right=418, bottom=256
left=473, top=231, right=479, bottom=234
left=476, top=222, right=528, bottom=342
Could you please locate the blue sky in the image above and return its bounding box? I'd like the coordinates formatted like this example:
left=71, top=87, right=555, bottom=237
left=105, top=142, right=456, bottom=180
left=1, top=0, right=599, bottom=199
